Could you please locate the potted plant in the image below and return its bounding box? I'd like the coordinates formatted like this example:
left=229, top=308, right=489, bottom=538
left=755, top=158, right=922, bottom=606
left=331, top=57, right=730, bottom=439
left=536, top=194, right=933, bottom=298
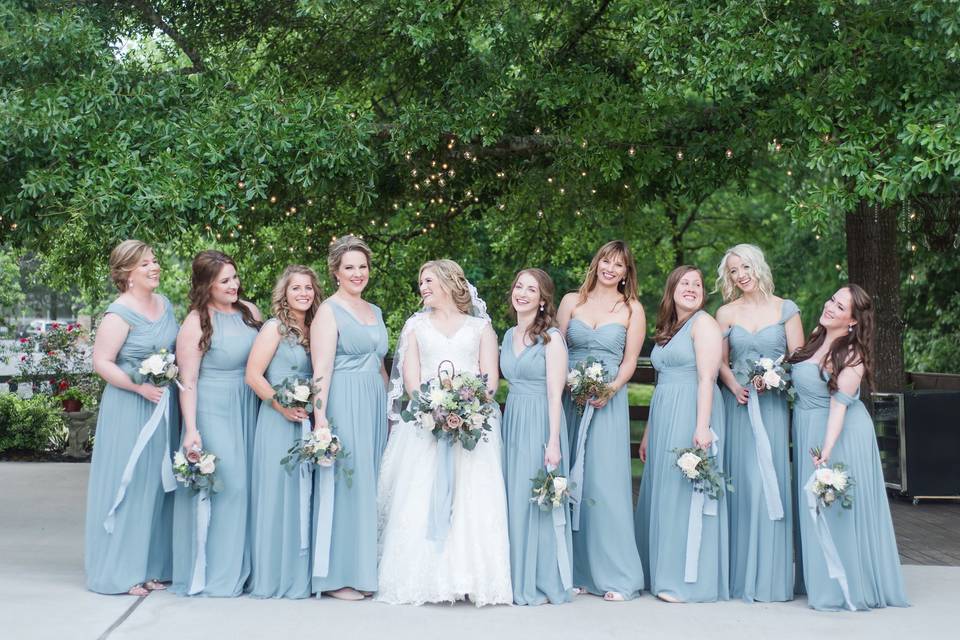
left=60, top=387, right=85, bottom=412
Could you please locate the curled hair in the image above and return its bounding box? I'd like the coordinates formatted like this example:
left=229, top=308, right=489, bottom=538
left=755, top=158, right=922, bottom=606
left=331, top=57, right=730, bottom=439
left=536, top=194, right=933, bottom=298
left=654, top=265, right=706, bottom=346
left=109, top=240, right=152, bottom=292
left=508, top=268, right=557, bottom=345
left=576, top=240, right=640, bottom=318
left=715, top=243, right=775, bottom=302
left=419, top=259, right=472, bottom=315
left=271, top=265, right=322, bottom=350
left=188, top=250, right=262, bottom=352
left=327, top=234, right=372, bottom=286
left=788, top=284, right=874, bottom=393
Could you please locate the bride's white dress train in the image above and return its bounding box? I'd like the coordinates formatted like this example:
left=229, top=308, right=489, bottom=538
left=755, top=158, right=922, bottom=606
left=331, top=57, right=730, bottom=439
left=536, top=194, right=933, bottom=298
left=376, top=314, right=512, bottom=606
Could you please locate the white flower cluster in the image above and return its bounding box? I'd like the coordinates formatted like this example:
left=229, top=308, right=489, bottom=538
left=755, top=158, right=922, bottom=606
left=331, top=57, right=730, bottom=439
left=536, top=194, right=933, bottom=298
left=139, top=350, right=178, bottom=379
left=813, top=466, right=849, bottom=505
left=757, top=356, right=784, bottom=389
left=676, top=451, right=703, bottom=479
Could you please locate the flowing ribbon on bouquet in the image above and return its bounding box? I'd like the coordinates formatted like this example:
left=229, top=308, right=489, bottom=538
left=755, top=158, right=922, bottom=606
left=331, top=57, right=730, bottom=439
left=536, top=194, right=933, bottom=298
left=187, top=487, right=212, bottom=595
left=298, top=418, right=313, bottom=556
left=803, top=471, right=856, bottom=611
left=312, top=462, right=336, bottom=584
left=426, top=440, right=455, bottom=544
left=746, top=389, right=784, bottom=520
left=684, top=428, right=721, bottom=584
left=568, top=404, right=595, bottom=531
left=104, top=387, right=174, bottom=533
left=546, top=464, right=573, bottom=591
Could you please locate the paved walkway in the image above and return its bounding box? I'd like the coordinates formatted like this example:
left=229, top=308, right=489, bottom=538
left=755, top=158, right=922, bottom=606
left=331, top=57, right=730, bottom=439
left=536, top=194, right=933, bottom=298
left=2, top=462, right=958, bottom=640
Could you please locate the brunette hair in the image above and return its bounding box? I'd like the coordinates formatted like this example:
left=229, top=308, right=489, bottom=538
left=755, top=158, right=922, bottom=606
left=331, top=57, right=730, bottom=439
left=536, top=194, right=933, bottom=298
left=327, top=235, right=372, bottom=286
left=419, top=259, right=473, bottom=314
left=654, top=265, right=706, bottom=346
left=509, top=268, right=558, bottom=345
left=109, top=240, right=152, bottom=292
left=787, top=284, right=874, bottom=393
left=188, top=250, right=262, bottom=352
left=271, top=265, right=322, bottom=350
left=576, top=240, right=640, bottom=318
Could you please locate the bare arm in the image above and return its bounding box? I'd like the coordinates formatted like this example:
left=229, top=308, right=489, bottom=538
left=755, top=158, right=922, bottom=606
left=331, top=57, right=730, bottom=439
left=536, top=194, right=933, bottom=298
left=401, top=325, right=421, bottom=395
left=784, top=313, right=805, bottom=356
left=245, top=321, right=307, bottom=423
left=478, top=321, right=500, bottom=397
left=92, top=313, right=163, bottom=403
left=241, top=300, right=263, bottom=323
left=816, top=364, right=863, bottom=465
left=612, top=300, right=645, bottom=392
left=309, top=303, right=338, bottom=429
left=691, top=313, right=723, bottom=448
left=556, top=292, right=578, bottom=338
left=543, top=333, right=567, bottom=468
left=175, top=311, right=204, bottom=450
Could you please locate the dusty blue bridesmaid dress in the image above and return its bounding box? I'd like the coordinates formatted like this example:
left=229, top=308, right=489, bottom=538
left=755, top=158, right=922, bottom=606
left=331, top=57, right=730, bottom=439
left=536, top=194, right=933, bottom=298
left=562, top=319, right=645, bottom=599
left=722, top=300, right=798, bottom=602
left=85, top=297, right=179, bottom=594
left=171, top=310, right=259, bottom=596
left=248, top=320, right=313, bottom=599
left=501, top=327, right=573, bottom=605
left=635, top=310, right=729, bottom=602
left=792, top=362, right=908, bottom=611
left=311, top=300, right=388, bottom=594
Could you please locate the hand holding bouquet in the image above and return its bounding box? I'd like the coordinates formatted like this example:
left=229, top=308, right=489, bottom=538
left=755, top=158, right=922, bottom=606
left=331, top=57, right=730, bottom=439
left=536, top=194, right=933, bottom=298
left=271, top=376, right=320, bottom=411
left=530, top=468, right=575, bottom=511
left=137, top=348, right=185, bottom=390
left=401, top=361, right=495, bottom=451
left=282, top=424, right=350, bottom=471
left=173, top=446, right=223, bottom=493
left=567, top=358, right=614, bottom=415
left=733, top=355, right=795, bottom=400
left=673, top=446, right=733, bottom=501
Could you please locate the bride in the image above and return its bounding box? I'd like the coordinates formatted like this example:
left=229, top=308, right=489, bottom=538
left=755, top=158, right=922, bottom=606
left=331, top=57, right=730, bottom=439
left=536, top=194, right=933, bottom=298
left=376, top=259, right=512, bottom=606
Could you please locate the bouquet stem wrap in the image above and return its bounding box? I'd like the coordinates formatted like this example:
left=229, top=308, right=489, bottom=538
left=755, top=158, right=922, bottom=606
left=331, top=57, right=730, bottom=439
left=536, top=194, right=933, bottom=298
left=546, top=464, right=573, bottom=591
left=298, top=418, right=313, bottom=556
left=104, top=387, right=176, bottom=533
left=568, top=404, right=594, bottom=531
left=426, top=441, right=455, bottom=544
left=312, top=463, right=335, bottom=581
left=803, top=472, right=856, bottom=611
left=187, top=487, right=212, bottom=595
left=684, top=428, right=720, bottom=584
left=746, top=389, right=785, bottom=520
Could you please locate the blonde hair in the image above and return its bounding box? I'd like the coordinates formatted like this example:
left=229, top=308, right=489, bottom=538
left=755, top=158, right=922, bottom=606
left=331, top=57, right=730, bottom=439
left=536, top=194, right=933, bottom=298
left=271, top=265, right=322, bottom=349
left=715, top=243, right=775, bottom=302
left=419, top=259, right=472, bottom=314
left=327, top=235, right=372, bottom=286
left=109, top=240, right=153, bottom=292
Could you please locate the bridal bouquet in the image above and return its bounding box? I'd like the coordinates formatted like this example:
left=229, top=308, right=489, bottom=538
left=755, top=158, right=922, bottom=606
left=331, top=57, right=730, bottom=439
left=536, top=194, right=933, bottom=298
left=567, top=358, right=614, bottom=415
left=809, top=448, right=854, bottom=512
left=673, top=447, right=733, bottom=501
left=401, top=363, right=495, bottom=451
left=281, top=425, right=352, bottom=481
left=173, top=447, right=223, bottom=493
left=137, top=348, right=184, bottom=389
left=271, top=376, right=320, bottom=411
left=530, top=468, right=575, bottom=511
left=733, top=355, right=795, bottom=400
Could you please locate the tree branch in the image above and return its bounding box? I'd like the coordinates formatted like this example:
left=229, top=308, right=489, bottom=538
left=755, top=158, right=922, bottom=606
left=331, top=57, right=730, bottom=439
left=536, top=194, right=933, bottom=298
left=556, top=0, right=612, bottom=60
left=128, top=0, right=205, bottom=74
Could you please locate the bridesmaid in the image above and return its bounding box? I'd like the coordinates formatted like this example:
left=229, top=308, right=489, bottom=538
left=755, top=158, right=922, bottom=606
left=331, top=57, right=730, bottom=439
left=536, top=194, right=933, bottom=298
left=714, top=244, right=803, bottom=602
left=85, top=240, right=178, bottom=595
left=171, top=251, right=262, bottom=597
left=635, top=265, right=729, bottom=603
left=246, top=265, right=321, bottom=599
left=556, top=240, right=646, bottom=601
left=787, top=285, right=907, bottom=611
left=309, top=236, right=389, bottom=600
left=501, top=268, right=573, bottom=605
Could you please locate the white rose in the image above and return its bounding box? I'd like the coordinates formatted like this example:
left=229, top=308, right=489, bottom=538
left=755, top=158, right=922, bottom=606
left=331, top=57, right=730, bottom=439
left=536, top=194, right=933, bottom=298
left=566, top=370, right=582, bottom=387
left=165, top=364, right=178, bottom=379
left=758, top=357, right=775, bottom=371
left=684, top=467, right=701, bottom=480
left=421, top=412, right=435, bottom=430
left=677, top=451, right=702, bottom=475
left=428, top=388, right=449, bottom=407
left=832, top=471, right=848, bottom=491
left=552, top=476, right=568, bottom=494
left=142, top=354, right=166, bottom=376
left=314, top=428, right=333, bottom=448
left=292, top=384, right=311, bottom=403
left=762, top=369, right=782, bottom=388
left=173, top=451, right=187, bottom=467
left=815, top=467, right=835, bottom=486
left=586, top=362, right=604, bottom=380
left=470, top=413, right=486, bottom=427
left=199, top=454, right=216, bottom=475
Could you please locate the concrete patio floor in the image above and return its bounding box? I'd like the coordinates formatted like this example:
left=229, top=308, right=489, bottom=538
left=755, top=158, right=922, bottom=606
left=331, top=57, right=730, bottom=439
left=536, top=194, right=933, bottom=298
left=2, top=462, right=957, bottom=640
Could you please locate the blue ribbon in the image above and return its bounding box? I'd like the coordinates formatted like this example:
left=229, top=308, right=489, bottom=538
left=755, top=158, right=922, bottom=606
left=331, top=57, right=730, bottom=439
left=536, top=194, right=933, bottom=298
left=104, top=387, right=174, bottom=533
left=187, top=487, right=211, bottom=595
left=312, top=463, right=335, bottom=586
left=546, top=464, right=573, bottom=591
left=804, top=471, right=857, bottom=611
left=746, top=389, right=784, bottom=520
left=684, top=428, right=720, bottom=583
left=426, top=440, right=455, bottom=545
left=568, top=404, right=594, bottom=531
left=298, top=418, right=313, bottom=556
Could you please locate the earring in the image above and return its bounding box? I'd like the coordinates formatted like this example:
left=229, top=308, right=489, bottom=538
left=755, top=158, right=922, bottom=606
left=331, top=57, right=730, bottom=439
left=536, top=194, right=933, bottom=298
left=848, top=324, right=854, bottom=333
left=336, top=278, right=340, bottom=287
left=620, top=278, right=625, bottom=285
left=539, top=303, right=545, bottom=313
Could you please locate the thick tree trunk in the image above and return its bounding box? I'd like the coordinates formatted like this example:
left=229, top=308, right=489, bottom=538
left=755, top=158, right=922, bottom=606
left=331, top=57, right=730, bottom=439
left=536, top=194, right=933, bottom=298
left=845, top=201, right=905, bottom=391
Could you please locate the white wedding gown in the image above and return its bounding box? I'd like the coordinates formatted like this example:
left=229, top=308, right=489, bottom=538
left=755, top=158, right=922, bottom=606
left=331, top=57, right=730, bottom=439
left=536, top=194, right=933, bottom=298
left=376, top=314, right=513, bottom=606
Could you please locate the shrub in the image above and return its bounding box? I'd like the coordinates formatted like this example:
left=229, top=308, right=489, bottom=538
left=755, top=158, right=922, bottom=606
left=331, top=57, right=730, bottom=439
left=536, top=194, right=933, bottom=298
left=0, top=394, right=69, bottom=455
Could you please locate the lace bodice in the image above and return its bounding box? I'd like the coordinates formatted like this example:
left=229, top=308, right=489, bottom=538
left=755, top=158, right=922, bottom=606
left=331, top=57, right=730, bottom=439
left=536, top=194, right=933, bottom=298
left=411, top=314, right=487, bottom=382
